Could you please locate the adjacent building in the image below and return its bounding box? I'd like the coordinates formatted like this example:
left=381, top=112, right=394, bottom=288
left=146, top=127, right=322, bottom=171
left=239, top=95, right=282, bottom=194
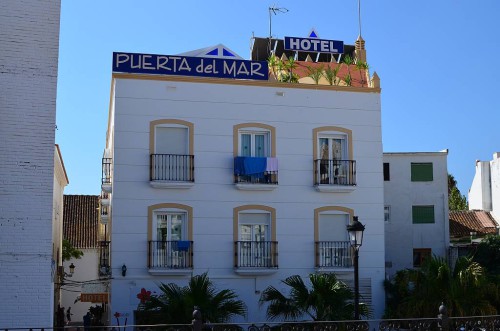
left=0, top=1, right=61, bottom=327
left=102, top=33, right=386, bottom=321
left=469, top=152, right=500, bottom=219
left=383, top=151, right=449, bottom=278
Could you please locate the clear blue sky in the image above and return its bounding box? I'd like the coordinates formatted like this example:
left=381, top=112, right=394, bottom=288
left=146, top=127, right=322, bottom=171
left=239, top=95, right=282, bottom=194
left=56, top=0, right=500, bottom=197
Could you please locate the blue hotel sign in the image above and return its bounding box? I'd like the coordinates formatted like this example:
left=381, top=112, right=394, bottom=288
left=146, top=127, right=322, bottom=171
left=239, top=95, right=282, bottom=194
left=284, top=36, right=344, bottom=54
left=113, top=52, right=268, bottom=80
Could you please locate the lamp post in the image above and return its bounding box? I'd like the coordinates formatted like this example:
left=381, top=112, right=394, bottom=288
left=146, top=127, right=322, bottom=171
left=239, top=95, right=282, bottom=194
left=347, top=216, right=365, bottom=320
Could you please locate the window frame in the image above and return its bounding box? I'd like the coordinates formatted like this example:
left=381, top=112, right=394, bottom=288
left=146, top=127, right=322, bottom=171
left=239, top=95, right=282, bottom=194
left=233, top=123, right=276, bottom=158
left=238, top=130, right=270, bottom=157
left=383, top=163, right=390, bottom=181
left=384, top=205, right=391, bottom=222
left=148, top=203, right=193, bottom=243
left=412, top=205, right=435, bottom=224
left=411, top=162, right=433, bottom=182
left=413, top=248, right=432, bottom=267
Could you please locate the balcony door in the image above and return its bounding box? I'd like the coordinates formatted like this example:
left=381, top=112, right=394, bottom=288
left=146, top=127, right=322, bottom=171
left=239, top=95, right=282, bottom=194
left=238, top=213, right=270, bottom=267
left=318, top=213, right=349, bottom=267
left=155, top=212, right=186, bottom=267
left=318, top=136, right=348, bottom=184
left=240, top=131, right=269, bottom=157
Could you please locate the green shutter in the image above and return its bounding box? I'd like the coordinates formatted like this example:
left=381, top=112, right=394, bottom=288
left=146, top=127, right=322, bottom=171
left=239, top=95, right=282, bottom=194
left=412, top=206, right=435, bottom=224
left=411, top=163, right=433, bottom=181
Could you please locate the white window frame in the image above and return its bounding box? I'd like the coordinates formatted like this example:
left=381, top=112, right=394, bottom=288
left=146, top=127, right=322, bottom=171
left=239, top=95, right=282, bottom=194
left=153, top=209, right=187, bottom=242
left=238, top=129, right=271, bottom=157
left=384, top=205, right=391, bottom=223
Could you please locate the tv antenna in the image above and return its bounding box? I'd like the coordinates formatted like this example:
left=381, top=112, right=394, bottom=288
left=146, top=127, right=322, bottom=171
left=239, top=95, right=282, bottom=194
left=268, top=5, right=289, bottom=55
left=357, top=0, right=362, bottom=36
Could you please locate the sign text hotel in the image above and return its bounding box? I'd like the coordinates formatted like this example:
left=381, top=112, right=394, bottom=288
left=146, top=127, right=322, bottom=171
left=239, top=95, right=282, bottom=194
left=284, top=36, right=344, bottom=54
left=113, top=52, right=268, bottom=80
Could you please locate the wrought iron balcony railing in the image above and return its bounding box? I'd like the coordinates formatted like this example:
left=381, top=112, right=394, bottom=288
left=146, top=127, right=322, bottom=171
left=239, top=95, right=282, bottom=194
left=234, top=157, right=278, bottom=184
left=234, top=241, right=278, bottom=268
left=102, top=158, right=112, bottom=184
left=315, top=241, right=352, bottom=268
left=148, top=240, right=194, bottom=269
left=99, top=240, right=111, bottom=276
left=314, top=159, right=356, bottom=186
left=150, top=154, right=194, bottom=182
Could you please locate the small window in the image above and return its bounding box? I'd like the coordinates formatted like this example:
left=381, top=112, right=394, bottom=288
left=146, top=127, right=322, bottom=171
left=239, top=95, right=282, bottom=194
left=411, top=163, right=433, bottom=182
left=413, top=248, right=431, bottom=267
left=384, top=206, right=391, bottom=222
left=383, top=163, right=390, bottom=181
left=412, top=205, right=435, bottom=224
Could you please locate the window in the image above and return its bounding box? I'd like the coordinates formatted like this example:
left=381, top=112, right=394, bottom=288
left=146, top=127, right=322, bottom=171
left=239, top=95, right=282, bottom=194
left=149, top=120, right=194, bottom=183
left=413, top=248, right=431, bottom=267
left=412, top=205, right=435, bottom=224
left=233, top=124, right=277, bottom=186
left=313, top=127, right=355, bottom=187
left=383, top=163, right=390, bottom=181
left=314, top=206, right=353, bottom=268
left=148, top=203, right=193, bottom=270
left=234, top=205, right=277, bottom=269
left=411, top=163, right=433, bottom=182
left=384, top=205, right=391, bottom=222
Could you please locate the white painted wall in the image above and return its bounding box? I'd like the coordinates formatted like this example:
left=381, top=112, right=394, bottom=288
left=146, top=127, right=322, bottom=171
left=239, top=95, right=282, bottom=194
left=108, top=77, right=385, bottom=321
left=61, top=250, right=100, bottom=323
left=383, top=152, right=449, bottom=278
left=0, top=0, right=61, bottom=327
left=468, top=161, right=492, bottom=211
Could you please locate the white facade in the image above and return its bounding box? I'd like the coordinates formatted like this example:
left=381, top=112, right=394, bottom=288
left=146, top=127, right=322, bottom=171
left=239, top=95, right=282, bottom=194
left=469, top=152, right=500, bottom=219
left=0, top=1, right=61, bottom=327
left=104, top=46, right=385, bottom=322
left=383, top=151, right=449, bottom=278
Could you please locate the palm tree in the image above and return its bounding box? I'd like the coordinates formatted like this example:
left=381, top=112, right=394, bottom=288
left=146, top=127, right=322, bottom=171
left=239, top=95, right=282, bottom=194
left=259, top=273, right=370, bottom=321
left=323, top=64, right=341, bottom=86
left=307, top=65, right=324, bottom=85
left=384, top=256, right=498, bottom=318
left=342, top=55, right=354, bottom=86
left=143, top=272, right=246, bottom=324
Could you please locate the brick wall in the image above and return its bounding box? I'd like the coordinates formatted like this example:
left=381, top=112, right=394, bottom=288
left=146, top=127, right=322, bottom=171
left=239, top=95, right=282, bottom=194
left=0, top=0, right=61, bottom=327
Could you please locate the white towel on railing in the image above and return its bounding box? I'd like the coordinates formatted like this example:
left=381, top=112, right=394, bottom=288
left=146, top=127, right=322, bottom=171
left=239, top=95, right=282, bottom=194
left=265, top=157, right=278, bottom=172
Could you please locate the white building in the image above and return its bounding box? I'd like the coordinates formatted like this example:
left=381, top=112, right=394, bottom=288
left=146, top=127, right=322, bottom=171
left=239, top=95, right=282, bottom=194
left=469, top=152, right=500, bottom=219
left=383, top=151, right=449, bottom=278
left=0, top=1, right=61, bottom=327
left=103, top=34, right=386, bottom=322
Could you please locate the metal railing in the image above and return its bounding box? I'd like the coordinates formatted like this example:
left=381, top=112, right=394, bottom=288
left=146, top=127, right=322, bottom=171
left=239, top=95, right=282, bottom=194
left=148, top=240, right=194, bottom=269
left=233, top=157, right=278, bottom=184
left=102, top=158, right=112, bottom=184
left=99, top=241, right=110, bottom=276
left=234, top=171, right=278, bottom=184
left=234, top=241, right=278, bottom=268
left=150, top=154, right=194, bottom=182
left=314, top=159, right=356, bottom=186
left=315, top=241, right=352, bottom=268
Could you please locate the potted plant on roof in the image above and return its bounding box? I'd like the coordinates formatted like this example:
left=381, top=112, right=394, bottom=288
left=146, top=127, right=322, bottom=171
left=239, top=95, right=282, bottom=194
left=307, top=65, right=324, bottom=85
left=355, top=60, right=369, bottom=87
left=342, top=54, right=354, bottom=86
left=323, top=64, right=341, bottom=86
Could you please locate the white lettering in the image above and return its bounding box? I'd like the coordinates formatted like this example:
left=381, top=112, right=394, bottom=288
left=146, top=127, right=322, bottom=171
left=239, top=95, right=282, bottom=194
left=169, top=57, right=181, bottom=72
left=236, top=62, right=250, bottom=76
left=251, top=63, right=264, bottom=77
left=179, top=58, right=191, bottom=72
left=310, top=39, right=320, bottom=51
left=196, top=59, right=205, bottom=73
left=115, top=53, right=129, bottom=68
left=289, top=38, right=300, bottom=50
left=224, top=61, right=236, bottom=76
left=320, top=40, right=329, bottom=52
left=142, top=55, right=154, bottom=70
left=157, top=56, right=170, bottom=71
left=130, top=54, right=141, bottom=69
left=211, top=59, right=219, bottom=74
left=300, top=39, right=311, bottom=51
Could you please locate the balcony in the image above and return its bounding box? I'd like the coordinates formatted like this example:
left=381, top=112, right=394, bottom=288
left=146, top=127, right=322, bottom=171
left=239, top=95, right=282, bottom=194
left=314, top=159, right=356, bottom=192
left=101, top=158, right=112, bottom=193
left=148, top=240, right=193, bottom=275
left=99, top=241, right=111, bottom=277
left=315, top=241, right=352, bottom=269
left=234, top=241, right=278, bottom=275
left=100, top=204, right=110, bottom=224
left=234, top=157, right=278, bottom=191
left=150, top=154, right=194, bottom=189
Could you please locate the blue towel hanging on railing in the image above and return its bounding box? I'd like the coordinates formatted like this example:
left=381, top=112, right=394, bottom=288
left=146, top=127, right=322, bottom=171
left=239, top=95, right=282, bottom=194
left=177, top=241, right=190, bottom=251
left=234, top=157, right=267, bottom=177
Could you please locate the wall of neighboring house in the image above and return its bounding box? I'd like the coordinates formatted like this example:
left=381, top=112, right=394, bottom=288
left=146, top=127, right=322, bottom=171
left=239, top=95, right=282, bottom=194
left=61, top=249, right=99, bottom=323
left=491, top=153, right=500, bottom=220
left=468, top=160, right=492, bottom=211
left=107, top=76, right=386, bottom=321
left=383, top=151, right=449, bottom=278
left=0, top=1, right=61, bottom=327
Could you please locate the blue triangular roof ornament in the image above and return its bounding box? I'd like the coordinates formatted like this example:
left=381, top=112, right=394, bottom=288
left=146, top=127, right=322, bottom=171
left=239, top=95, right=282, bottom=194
left=206, top=48, right=219, bottom=56
left=308, top=29, right=319, bottom=38
left=222, top=48, right=235, bottom=57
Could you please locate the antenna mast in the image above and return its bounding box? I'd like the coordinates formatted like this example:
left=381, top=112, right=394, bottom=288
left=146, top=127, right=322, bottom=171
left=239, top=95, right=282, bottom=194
left=268, top=5, right=289, bottom=55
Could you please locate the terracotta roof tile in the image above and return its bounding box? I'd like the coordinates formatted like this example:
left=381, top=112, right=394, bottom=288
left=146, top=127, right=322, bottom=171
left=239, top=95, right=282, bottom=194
left=449, top=210, right=499, bottom=238
left=63, top=195, right=100, bottom=249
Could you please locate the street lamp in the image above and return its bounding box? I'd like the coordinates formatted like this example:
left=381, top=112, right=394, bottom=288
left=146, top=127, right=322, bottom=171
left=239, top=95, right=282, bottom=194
left=347, top=216, right=365, bottom=320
